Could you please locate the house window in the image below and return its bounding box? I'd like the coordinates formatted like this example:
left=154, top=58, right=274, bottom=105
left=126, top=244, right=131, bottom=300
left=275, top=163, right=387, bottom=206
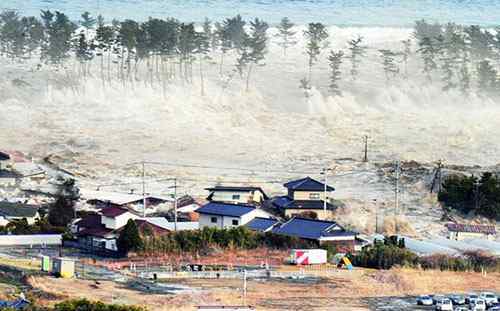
left=309, top=193, right=320, bottom=200
left=211, top=217, right=218, bottom=223
left=232, top=219, right=239, bottom=226
left=232, top=194, right=241, bottom=200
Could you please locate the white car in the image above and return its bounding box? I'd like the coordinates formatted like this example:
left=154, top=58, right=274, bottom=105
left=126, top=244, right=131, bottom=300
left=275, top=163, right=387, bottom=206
left=417, top=295, right=433, bottom=306
left=479, top=292, right=498, bottom=306
left=435, top=298, right=453, bottom=311
left=469, top=299, right=486, bottom=311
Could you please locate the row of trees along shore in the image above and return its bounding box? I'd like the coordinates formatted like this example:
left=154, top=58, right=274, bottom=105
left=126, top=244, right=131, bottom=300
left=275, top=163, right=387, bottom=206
left=2, top=10, right=500, bottom=97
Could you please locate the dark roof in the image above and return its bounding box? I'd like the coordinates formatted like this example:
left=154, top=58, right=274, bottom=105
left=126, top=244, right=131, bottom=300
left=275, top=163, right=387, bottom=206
left=205, top=186, right=268, bottom=199
left=284, top=200, right=336, bottom=210
left=245, top=217, right=280, bottom=232
left=0, top=170, right=21, bottom=178
left=75, top=214, right=101, bottom=229
left=100, top=206, right=130, bottom=218
left=196, top=202, right=256, bottom=217
left=77, top=226, right=114, bottom=238
left=271, top=196, right=293, bottom=209
left=284, top=177, right=334, bottom=192
left=133, top=219, right=170, bottom=234
left=446, top=223, right=496, bottom=234
left=0, top=152, right=10, bottom=161
left=0, top=299, right=30, bottom=310
left=271, top=196, right=337, bottom=211
left=0, top=202, right=39, bottom=218
left=272, top=217, right=354, bottom=240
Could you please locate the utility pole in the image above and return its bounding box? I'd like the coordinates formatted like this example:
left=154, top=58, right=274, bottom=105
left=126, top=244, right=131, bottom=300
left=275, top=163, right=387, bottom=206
left=363, top=135, right=369, bottom=162
left=474, top=180, right=480, bottom=210
left=321, top=167, right=334, bottom=214
left=395, top=160, right=400, bottom=215
left=173, top=178, right=178, bottom=232
left=142, top=161, right=147, bottom=217
left=242, top=269, right=247, bottom=305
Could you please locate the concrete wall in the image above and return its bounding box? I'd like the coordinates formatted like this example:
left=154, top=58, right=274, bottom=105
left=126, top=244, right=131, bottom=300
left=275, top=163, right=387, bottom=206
left=0, top=234, right=62, bottom=246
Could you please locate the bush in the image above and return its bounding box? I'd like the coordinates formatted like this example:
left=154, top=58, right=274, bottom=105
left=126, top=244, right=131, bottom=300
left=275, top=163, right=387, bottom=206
left=139, top=226, right=316, bottom=255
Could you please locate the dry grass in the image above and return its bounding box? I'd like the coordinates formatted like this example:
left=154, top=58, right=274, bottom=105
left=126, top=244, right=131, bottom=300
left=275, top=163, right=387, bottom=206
left=23, top=267, right=500, bottom=311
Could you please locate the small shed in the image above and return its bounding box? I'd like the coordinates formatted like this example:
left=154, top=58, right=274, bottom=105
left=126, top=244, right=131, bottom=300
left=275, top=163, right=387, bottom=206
left=40, top=256, right=50, bottom=272
left=52, top=257, right=75, bottom=278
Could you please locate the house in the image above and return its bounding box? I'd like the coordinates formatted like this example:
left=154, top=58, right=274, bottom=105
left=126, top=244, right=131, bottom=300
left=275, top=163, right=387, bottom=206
left=272, top=177, right=338, bottom=220
left=0, top=170, right=21, bottom=187
left=205, top=186, right=268, bottom=205
left=0, top=201, right=40, bottom=225
left=196, top=202, right=272, bottom=229
left=245, top=217, right=280, bottom=233
left=75, top=208, right=175, bottom=254
left=446, top=223, right=496, bottom=241
left=272, top=217, right=357, bottom=253
left=0, top=151, right=10, bottom=170
left=80, top=189, right=172, bottom=214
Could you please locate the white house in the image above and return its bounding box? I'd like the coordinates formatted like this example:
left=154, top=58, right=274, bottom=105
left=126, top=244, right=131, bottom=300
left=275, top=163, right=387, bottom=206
left=205, top=186, right=268, bottom=205
left=100, top=206, right=139, bottom=230
left=196, top=202, right=272, bottom=229
left=0, top=201, right=40, bottom=225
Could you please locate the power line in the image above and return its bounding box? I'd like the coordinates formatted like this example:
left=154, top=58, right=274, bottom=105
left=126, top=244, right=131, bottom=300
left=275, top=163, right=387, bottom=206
left=131, top=160, right=321, bottom=175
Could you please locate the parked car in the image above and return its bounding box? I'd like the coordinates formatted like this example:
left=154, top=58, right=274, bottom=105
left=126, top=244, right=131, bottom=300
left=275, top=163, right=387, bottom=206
left=448, top=294, right=466, bottom=305
left=469, top=299, right=486, bottom=311
left=435, top=298, right=453, bottom=311
left=479, top=292, right=498, bottom=307
left=433, top=295, right=446, bottom=305
left=417, top=295, right=434, bottom=306
left=466, top=293, right=479, bottom=304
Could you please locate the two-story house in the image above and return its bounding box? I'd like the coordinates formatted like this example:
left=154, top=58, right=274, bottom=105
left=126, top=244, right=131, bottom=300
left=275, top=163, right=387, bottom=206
left=205, top=186, right=268, bottom=205
left=271, top=177, right=337, bottom=220
left=196, top=202, right=273, bottom=230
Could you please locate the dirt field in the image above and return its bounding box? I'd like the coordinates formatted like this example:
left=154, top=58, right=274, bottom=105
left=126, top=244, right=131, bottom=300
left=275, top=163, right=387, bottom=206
left=24, top=267, right=500, bottom=311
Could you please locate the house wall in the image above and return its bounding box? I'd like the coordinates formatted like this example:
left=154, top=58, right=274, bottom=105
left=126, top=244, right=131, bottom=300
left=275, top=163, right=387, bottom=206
left=199, top=209, right=270, bottom=229
left=210, top=191, right=265, bottom=204
left=291, top=191, right=328, bottom=201
left=448, top=231, right=494, bottom=241
left=199, top=214, right=225, bottom=229
left=284, top=208, right=335, bottom=220
left=102, top=212, right=136, bottom=229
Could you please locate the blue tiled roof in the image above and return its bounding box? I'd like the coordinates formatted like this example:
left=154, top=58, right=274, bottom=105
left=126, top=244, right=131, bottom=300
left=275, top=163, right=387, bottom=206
left=245, top=217, right=280, bottom=232
left=272, top=217, right=353, bottom=240
left=284, top=177, right=335, bottom=192
left=271, top=196, right=293, bottom=209
left=196, top=202, right=256, bottom=217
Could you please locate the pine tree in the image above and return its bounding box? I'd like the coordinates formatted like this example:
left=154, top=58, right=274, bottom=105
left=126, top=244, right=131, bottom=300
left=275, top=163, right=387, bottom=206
left=458, top=60, right=471, bottom=95
left=117, top=219, right=143, bottom=255
left=417, top=36, right=437, bottom=81
left=80, top=12, right=96, bottom=29
left=40, top=11, right=77, bottom=65
left=327, top=50, right=343, bottom=96
left=303, top=22, right=328, bottom=82
left=477, top=60, right=498, bottom=95
left=276, top=17, right=297, bottom=56
left=239, top=18, right=268, bottom=91
left=195, top=22, right=211, bottom=95
left=401, top=39, right=412, bottom=78
left=378, top=49, right=400, bottom=82
left=347, top=35, right=367, bottom=81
